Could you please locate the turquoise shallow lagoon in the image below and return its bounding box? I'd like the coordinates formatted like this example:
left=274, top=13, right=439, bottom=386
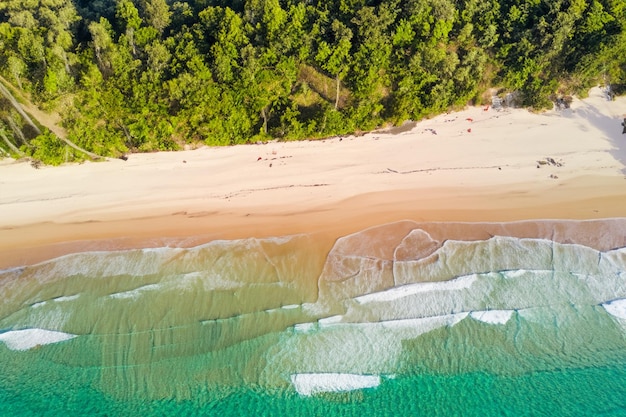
left=2, top=220, right=626, bottom=416
left=3, top=362, right=626, bottom=416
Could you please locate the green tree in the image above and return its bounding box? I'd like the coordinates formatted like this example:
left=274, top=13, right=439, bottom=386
left=143, top=0, right=171, bottom=36
left=241, top=46, right=297, bottom=136
left=201, top=7, right=249, bottom=84
left=116, top=0, right=142, bottom=56
left=89, top=17, right=116, bottom=75
left=6, top=55, right=26, bottom=90
left=315, top=19, right=352, bottom=109
left=348, top=3, right=397, bottom=126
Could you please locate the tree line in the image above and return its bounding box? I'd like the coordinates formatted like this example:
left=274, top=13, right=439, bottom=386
left=0, top=0, right=624, bottom=164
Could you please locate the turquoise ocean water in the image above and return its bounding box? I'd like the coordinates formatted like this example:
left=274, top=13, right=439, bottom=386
left=2, top=221, right=626, bottom=416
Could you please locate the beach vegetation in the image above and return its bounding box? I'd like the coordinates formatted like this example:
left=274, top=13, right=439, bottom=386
left=0, top=0, right=625, bottom=164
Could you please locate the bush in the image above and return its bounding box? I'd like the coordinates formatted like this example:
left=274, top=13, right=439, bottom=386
left=24, top=130, right=85, bottom=165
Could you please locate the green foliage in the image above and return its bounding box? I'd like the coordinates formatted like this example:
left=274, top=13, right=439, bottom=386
left=0, top=0, right=625, bottom=164
left=144, top=0, right=172, bottom=35
left=23, top=129, right=85, bottom=165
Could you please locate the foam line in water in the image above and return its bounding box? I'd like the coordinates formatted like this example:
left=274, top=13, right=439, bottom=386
left=318, top=315, right=343, bottom=325
left=140, top=247, right=182, bottom=254
left=0, top=266, right=25, bottom=274
left=30, top=294, right=80, bottom=309
left=470, top=310, right=514, bottom=325
left=265, top=304, right=302, bottom=313
left=0, top=328, right=77, bottom=351
left=290, top=373, right=381, bottom=396
left=355, top=275, right=477, bottom=304
left=53, top=295, right=80, bottom=302
left=603, top=299, right=626, bottom=319
left=314, top=314, right=468, bottom=342
left=379, top=313, right=468, bottom=330
left=109, top=283, right=162, bottom=299
left=293, top=323, right=316, bottom=333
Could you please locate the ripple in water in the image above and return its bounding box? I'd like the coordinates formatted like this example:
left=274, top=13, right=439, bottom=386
left=1, top=220, right=626, bottom=415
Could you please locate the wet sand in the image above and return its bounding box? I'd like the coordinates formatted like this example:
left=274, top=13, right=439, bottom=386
left=1, top=87, right=626, bottom=268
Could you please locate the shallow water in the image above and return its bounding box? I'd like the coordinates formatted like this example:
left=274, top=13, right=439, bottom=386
left=2, top=221, right=626, bottom=415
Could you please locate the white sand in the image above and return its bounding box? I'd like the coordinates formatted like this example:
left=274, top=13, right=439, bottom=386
left=1, top=87, right=626, bottom=267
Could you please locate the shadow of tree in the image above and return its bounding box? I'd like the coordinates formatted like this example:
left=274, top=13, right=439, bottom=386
left=562, top=96, right=626, bottom=175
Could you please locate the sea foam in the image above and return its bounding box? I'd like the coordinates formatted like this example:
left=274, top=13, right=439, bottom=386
left=0, top=329, right=77, bottom=351
left=54, top=294, right=80, bottom=302
left=470, top=310, right=514, bottom=325
left=293, top=323, right=316, bottom=333
left=379, top=313, right=468, bottom=331
left=109, top=283, right=162, bottom=299
left=290, top=373, right=381, bottom=396
left=318, top=315, right=344, bottom=325
left=603, top=299, right=626, bottom=319
left=355, top=274, right=477, bottom=304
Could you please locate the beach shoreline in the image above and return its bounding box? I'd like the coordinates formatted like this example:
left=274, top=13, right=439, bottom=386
left=2, top=178, right=626, bottom=269
left=2, top=87, right=626, bottom=268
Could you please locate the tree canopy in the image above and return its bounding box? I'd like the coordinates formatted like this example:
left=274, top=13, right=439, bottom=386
left=0, top=0, right=625, bottom=164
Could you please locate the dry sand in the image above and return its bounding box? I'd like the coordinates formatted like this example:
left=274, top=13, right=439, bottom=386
left=1, top=87, right=626, bottom=268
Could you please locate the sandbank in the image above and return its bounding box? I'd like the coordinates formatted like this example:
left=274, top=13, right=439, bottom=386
left=1, top=87, right=626, bottom=268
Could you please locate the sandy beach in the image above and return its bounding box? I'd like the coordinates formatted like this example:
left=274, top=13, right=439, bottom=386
left=2, top=87, right=626, bottom=268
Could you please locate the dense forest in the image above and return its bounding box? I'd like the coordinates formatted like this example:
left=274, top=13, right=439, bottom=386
left=0, top=0, right=625, bottom=165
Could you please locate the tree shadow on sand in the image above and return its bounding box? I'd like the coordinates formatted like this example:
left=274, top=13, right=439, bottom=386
left=562, top=97, right=626, bottom=176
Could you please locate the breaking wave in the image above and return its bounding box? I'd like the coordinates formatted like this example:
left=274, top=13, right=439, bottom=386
left=2, top=219, right=626, bottom=414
